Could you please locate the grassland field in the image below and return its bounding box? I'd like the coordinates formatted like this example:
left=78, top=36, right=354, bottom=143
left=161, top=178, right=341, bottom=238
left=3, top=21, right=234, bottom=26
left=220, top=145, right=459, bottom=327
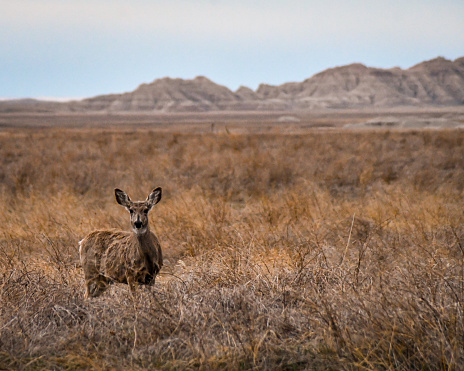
left=0, top=111, right=464, bottom=369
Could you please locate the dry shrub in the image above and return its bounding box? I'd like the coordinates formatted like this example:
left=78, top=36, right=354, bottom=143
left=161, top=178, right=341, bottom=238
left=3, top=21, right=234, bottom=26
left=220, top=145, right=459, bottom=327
left=0, top=127, right=463, bottom=369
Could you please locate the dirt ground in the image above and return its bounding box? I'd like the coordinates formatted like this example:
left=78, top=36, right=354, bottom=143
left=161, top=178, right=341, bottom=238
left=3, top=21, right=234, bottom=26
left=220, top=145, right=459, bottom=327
left=1, top=106, right=463, bottom=133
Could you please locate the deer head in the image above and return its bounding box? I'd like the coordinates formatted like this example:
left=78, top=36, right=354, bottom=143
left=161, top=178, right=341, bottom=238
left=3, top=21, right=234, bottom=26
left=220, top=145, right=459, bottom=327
left=114, top=188, right=162, bottom=235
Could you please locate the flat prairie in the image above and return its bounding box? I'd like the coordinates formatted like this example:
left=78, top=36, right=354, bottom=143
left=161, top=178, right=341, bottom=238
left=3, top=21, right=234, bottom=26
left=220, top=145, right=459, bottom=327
left=0, top=111, right=464, bottom=369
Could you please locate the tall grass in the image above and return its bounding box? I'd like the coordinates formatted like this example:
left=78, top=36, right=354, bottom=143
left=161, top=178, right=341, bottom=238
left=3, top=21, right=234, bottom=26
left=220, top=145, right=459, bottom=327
left=0, top=127, right=463, bottom=369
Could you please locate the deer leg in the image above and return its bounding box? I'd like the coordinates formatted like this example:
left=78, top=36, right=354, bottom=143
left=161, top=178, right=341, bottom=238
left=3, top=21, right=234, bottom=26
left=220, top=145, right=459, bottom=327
left=84, top=275, right=109, bottom=298
left=126, top=272, right=136, bottom=295
left=84, top=281, right=91, bottom=299
left=84, top=278, right=99, bottom=298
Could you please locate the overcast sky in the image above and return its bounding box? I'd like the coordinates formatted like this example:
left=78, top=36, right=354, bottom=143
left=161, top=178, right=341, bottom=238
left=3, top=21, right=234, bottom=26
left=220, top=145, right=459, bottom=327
left=1, top=0, right=464, bottom=100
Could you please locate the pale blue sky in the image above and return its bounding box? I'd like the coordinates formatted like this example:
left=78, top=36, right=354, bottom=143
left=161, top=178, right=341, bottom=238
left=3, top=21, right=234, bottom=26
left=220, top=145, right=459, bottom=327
left=1, top=0, right=463, bottom=100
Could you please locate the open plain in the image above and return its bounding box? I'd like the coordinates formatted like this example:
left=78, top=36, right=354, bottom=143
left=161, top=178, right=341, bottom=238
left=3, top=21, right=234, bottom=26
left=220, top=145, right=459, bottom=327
left=1, top=110, right=464, bottom=369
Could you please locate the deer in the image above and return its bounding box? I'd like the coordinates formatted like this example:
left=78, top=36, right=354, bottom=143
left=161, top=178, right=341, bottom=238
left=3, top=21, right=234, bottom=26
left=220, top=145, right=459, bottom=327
left=79, top=188, right=163, bottom=298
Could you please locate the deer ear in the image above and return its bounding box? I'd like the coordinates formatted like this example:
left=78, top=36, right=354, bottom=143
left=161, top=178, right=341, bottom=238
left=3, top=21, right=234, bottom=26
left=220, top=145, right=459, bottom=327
left=147, top=187, right=162, bottom=207
left=115, top=189, right=131, bottom=208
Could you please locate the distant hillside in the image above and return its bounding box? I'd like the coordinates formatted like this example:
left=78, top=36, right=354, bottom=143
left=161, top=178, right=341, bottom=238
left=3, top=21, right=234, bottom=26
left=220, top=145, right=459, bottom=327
left=0, top=99, right=65, bottom=113
left=2, top=57, right=464, bottom=113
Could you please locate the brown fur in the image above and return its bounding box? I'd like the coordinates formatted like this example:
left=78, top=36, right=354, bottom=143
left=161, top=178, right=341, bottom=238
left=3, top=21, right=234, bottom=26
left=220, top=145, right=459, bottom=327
left=79, top=188, right=163, bottom=298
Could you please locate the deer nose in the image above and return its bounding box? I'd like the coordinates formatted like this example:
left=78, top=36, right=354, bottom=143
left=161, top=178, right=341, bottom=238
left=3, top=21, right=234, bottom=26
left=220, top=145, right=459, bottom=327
left=134, top=221, right=143, bottom=229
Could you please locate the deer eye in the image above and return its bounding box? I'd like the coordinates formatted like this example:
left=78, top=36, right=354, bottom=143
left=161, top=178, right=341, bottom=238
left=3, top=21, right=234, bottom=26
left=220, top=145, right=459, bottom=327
left=129, top=209, right=134, bottom=214
left=143, top=209, right=149, bottom=214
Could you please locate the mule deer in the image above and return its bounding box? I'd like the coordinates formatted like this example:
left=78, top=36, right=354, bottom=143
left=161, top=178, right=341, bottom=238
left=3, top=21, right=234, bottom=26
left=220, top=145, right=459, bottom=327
left=79, top=188, right=163, bottom=298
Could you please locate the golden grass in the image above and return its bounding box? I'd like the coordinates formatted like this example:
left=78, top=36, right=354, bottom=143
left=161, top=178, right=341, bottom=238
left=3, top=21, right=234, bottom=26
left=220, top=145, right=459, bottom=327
left=0, top=127, right=464, bottom=369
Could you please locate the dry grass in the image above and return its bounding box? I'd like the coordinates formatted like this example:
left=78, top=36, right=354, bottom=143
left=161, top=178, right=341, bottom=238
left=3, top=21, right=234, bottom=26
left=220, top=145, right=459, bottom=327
left=1, top=126, right=464, bottom=369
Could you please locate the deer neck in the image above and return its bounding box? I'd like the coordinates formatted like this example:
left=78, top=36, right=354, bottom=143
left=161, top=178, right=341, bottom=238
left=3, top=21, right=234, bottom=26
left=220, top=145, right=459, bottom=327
left=133, top=229, right=154, bottom=269
left=134, top=228, right=152, bottom=249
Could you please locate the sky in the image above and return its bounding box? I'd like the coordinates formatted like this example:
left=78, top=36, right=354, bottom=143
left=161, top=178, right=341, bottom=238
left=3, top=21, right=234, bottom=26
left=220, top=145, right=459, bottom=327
left=1, top=0, right=464, bottom=100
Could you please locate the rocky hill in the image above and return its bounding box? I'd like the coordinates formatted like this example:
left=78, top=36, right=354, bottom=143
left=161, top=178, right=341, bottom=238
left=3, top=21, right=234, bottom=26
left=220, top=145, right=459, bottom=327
left=253, top=57, right=464, bottom=109
left=2, top=56, right=464, bottom=113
